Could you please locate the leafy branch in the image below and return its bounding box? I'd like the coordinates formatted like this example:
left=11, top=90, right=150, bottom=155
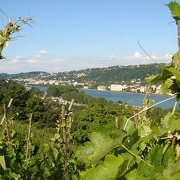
left=0, top=9, right=33, bottom=59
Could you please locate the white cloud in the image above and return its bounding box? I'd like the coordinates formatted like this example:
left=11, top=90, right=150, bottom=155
left=11, top=56, right=21, bottom=63
left=39, top=50, right=47, bottom=55
left=134, top=52, right=142, bottom=59
left=0, top=51, right=173, bottom=74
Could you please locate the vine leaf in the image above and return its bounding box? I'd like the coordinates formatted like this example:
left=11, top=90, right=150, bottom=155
left=148, top=145, right=164, bottom=173
left=138, top=124, right=152, bottom=138
left=162, top=112, right=180, bottom=132
left=167, top=1, right=180, bottom=22
left=145, top=66, right=180, bottom=97
left=166, top=67, right=180, bottom=81
left=80, top=155, right=124, bottom=180
left=125, top=169, right=149, bottom=180
left=160, top=78, right=174, bottom=94
left=0, top=155, right=6, bottom=170
left=75, top=131, right=126, bottom=166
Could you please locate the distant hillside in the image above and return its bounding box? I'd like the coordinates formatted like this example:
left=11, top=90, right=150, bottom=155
left=0, top=64, right=165, bottom=85
left=55, top=64, right=164, bottom=85
left=0, top=71, right=49, bottom=79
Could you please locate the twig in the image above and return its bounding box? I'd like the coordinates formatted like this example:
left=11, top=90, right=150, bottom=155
left=172, top=98, right=178, bottom=115
left=26, top=113, right=32, bottom=161
left=122, top=145, right=153, bottom=168
left=3, top=104, right=11, bottom=148
left=68, top=99, right=74, bottom=111
left=0, top=98, right=13, bottom=125
left=61, top=105, right=69, bottom=180
left=0, top=9, right=9, bottom=21
left=123, top=95, right=175, bottom=130
left=138, top=41, right=163, bottom=65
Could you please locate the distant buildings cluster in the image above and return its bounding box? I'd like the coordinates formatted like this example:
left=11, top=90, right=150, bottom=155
left=97, top=84, right=161, bottom=94
left=13, top=76, right=162, bottom=95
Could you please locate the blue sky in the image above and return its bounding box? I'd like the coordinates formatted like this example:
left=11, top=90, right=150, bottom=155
left=0, top=0, right=179, bottom=74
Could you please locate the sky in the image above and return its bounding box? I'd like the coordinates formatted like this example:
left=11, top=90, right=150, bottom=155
left=0, top=0, right=179, bottom=74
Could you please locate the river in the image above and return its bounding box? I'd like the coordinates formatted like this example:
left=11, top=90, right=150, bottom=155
left=81, top=89, right=179, bottom=110
left=32, top=85, right=179, bottom=110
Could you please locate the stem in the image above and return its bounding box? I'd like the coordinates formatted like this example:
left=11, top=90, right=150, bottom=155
left=62, top=105, right=67, bottom=160
left=122, top=145, right=153, bottom=168
left=26, top=114, right=32, bottom=161
left=4, top=104, right=11, bottom=148
left=61, top=105, right=69, bottom=180
left=172, top=99, right=178, bottom=115
left=178, top=20, right=180, bottom=70
left=0, top=98, right=13, bottom=125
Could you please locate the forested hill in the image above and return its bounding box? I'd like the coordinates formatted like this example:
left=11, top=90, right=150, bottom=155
left=0, top=63, right=164, bottom=84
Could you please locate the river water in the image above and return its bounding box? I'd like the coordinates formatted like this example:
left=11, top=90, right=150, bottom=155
left=32, top=85, right=179, bottom=110
left=81, top=89, right=179, bottom=110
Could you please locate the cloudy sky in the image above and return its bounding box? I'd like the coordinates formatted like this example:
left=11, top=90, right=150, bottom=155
left=0, top=0, right=178, bottom=74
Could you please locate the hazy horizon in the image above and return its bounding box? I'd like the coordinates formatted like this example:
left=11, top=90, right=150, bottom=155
left=0, top=0, right=177, bottom=74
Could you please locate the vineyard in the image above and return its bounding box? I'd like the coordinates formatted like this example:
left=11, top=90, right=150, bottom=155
left=0, top=1, right=180, bottom=180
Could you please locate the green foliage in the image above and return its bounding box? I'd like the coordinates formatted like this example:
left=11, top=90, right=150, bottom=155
left=47, top=86, right=60, bottom=97
left=145, top=66, right=180, bottom=97
left=0, top=14, right=32, bottom=59
left=72, top=101, right=133, bottom=145
left=75, top=130, right=126, bottom=167
left=0, top=79, right=62, bottom=127
left=74, top=108, right=180, bottom=179
left=145, top=51, right=180, bottom=114
left=167, top=1, right=180, bottom=22
left=47, top=84, right=78, bottom=97
left=80, top=155, right=124, bottom=180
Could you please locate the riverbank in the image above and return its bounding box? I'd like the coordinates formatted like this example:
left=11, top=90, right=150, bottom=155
left=80, top=88, right=172, bottom=97
left=27, top=85, right=177, bottom=110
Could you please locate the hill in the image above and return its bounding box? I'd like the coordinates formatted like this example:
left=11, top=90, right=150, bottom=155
left=0, top=63, right=164, bottom=85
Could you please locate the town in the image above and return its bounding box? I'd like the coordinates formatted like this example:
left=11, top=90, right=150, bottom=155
left=12, top=75, right=162, bottom=95
left=1, top=64, right=165, bottom=94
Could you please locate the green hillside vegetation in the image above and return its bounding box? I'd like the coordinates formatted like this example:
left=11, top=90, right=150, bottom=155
left=0, top=64, right=164, bottom=85
left=0, top=77, right=179, bottom=179
left=56, top=64, right=164, bottom=84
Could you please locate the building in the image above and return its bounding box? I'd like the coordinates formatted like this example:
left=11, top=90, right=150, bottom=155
left=140, top=86, right=146, bottom=93
left=110, top=84, right=123, bottom=91
left=97, top=86, right=106, bottom=91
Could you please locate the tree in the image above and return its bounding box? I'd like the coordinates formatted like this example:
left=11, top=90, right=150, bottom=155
left=47, top=86, right=60, bottom=97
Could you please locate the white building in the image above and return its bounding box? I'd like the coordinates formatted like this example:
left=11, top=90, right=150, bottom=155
left=140, top=86, right=146, bottom=93
left=110, top=84, right=123, bottom=91
left=156, top=85, right=161, bottom=94
left=98, top=86, right=106, bottom=91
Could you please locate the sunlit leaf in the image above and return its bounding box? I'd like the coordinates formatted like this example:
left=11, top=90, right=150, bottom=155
left=0, top=155, right=6, bottom=170
left=80, top=155, right=124, bottom=180
left=167, top=1, right=180, bottom=22
left=145, top=75, right=159, bottom=83
left=166, top=67, right=180, bottom=81
left=138, top=161, right=155, bottom=179
left=75, top=131, right=126, bottom=166
left=161, top=112, right=180, bottom=132
left=170, top=172, right=180, bottom=180
left=125, top=169, right=149, bottom=180
left=160, top=78, right=173, bottom=94
left=168, top=114, right=180, bottom=132
left=163, top=146, right=176, bottom=178
left=148, top=145, right=163, bottom=173
left=138, top=124, right=152, bottom=138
